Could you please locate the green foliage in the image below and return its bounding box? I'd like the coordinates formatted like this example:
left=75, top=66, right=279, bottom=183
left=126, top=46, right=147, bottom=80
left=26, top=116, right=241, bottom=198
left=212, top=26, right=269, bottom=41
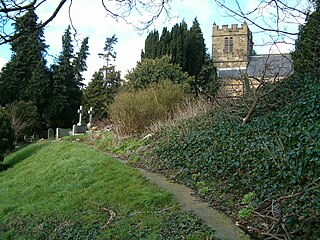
left=0, top=107, right=14, bottom=162
left=0, top=12, right=89, bottom=129
left=83, top=70, right=109, bottom=120
left=148, top=76, right=320, bottom=238
left=83, top=67, right=122, bottom=121
left=48, top=26, right=89, bottom=128
left=0, top=9, right=50, bottom=115
left=141, top=18, right=217, bottom=94
left=98, top=35, right=118, bottom=63
left=238, top=192, right=255, bottom=218
left=0, top=141, right=214, bottom=239
left=110, top=80, right=189, bottom=135
left=73, top=36, right=90, bottom=88
left=292, top=3, right=320, bottom=81
left=125, top=55, right=194, bottom=91
left=83, top=35, right=122, bottom=121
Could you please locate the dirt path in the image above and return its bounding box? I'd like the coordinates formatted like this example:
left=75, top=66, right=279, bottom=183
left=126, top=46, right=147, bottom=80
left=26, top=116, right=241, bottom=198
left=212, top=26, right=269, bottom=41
left=113, top=154, right=250, bottom=240
left=138, top=168, right=250, bottom=240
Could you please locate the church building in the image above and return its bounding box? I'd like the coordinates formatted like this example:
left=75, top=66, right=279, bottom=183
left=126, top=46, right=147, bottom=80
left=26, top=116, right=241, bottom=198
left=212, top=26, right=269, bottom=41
left=212, top=21, right=293, bottom=96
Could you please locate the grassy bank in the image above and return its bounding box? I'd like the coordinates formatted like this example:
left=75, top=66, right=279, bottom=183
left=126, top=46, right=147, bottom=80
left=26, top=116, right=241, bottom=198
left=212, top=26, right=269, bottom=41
left=0, top=141, right=214, bottom=239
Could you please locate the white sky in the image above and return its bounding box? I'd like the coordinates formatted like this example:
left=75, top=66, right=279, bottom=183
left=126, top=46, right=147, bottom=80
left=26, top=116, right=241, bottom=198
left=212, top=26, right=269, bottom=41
left=0, top=0, right=308, bottom=85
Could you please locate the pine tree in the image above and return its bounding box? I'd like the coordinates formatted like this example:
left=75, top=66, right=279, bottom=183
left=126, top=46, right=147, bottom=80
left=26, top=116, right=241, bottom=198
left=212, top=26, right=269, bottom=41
left=74, top=37, right=90, bottom=89
left=83, top=70, right=109, bottom=120
left=0, top=10, right=49, bottom=110
left=49, top=26, right=89, bottom=127
left=83, top=35, right=122, bottom=120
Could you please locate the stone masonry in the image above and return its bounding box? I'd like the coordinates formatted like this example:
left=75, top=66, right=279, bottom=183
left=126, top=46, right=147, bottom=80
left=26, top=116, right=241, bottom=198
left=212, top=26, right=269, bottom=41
left=212, top=21, right=253, bottom=69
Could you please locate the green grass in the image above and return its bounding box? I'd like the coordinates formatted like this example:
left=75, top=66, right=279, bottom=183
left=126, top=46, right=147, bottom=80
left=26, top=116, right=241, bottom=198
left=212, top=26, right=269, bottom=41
left=0, top=140, right=214, bottom=239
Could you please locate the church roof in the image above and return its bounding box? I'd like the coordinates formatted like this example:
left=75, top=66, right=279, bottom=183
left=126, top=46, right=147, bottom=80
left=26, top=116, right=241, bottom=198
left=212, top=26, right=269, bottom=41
left=247, top=54, right=293, bottom=78
left=217, top=54, right=293, bottom=79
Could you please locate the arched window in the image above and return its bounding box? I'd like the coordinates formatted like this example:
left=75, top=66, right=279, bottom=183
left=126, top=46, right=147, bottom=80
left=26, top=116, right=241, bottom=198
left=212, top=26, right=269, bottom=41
left=229, top=37, right=233, bottom=52
left=224, top=37, right=234, bottom=53
left=224, top=37, right=229, bottom=53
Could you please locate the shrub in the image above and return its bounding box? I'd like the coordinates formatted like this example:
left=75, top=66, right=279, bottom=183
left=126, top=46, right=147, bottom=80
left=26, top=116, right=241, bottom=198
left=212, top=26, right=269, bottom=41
left=124, top=55, right=194, bottom=91
left=109, top=80, right=189, bottom=135
left=0, top=107, right=14, bottom=162
left=6, top=101, right=39, bottom=144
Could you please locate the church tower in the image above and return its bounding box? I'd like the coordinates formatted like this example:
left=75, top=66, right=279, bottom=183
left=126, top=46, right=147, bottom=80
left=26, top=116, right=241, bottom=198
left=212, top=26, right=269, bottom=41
left=212, top=21, right=253, bottom=69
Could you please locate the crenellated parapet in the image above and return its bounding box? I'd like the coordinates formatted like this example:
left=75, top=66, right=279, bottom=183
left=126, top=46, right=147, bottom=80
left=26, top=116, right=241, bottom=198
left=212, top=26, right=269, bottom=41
left=212, top=21, right=253, bottom=69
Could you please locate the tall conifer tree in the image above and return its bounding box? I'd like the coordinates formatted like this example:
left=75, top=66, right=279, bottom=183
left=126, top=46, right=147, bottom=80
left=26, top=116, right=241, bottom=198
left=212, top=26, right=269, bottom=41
left=140, top=18, right=217, bottom=94
left=83, top=35, right=121, bottom=120
left=49, top=26, right=89, bottom=127
left=0, top=10, right=49, bottom=111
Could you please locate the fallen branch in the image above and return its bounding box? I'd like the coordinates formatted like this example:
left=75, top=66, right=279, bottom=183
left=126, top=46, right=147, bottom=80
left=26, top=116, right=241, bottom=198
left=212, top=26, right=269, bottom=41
left=101, top=208, right=116, bottom=229
left=90, top=201, right=116, bottom=229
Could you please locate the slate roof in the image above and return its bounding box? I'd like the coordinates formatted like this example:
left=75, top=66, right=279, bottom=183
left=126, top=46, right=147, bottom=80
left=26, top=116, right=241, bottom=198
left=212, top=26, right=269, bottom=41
left=218, top=54, right=293, bottom=79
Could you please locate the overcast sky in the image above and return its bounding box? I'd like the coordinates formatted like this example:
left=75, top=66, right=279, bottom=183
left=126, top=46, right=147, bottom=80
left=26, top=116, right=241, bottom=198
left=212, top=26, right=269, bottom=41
left=0, top=0, right=306, bottom=85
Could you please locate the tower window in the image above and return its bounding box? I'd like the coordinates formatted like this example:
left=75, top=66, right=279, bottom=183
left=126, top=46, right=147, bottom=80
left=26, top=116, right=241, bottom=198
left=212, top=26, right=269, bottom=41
left=224, top=37, right=233, bottom=53
left=224, top=37, right=229, bottom=53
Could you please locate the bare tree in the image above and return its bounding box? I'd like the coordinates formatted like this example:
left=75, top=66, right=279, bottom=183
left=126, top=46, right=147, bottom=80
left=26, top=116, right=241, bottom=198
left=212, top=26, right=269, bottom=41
left=0, top=0, right=171, bottom=45
left=6, top=101, right=39, bottom=144
left=215, top=0, right=313, bottom=35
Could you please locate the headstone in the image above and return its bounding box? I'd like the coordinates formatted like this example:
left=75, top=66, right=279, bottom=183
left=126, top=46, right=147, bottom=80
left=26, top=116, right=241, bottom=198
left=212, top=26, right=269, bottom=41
left=87, top=107, right=94, bottom=129
left=56, top=128, right=70, bottom=138
left=77, top=105, right=83, bottom=126
left=48, top=128, right=54, bottom=139
left=72, top=124, right=86, bottom=135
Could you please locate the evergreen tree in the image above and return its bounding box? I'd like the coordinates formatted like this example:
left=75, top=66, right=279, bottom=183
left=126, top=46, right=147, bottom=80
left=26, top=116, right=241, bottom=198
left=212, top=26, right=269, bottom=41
left=157, top=27, right=171, bottom=56
left=83, top=70, right=109, bottom=120
left=185, top=18, right=206, bottom=80
left=141, top=30, right=159, bottom=59
left=125, top=55, right=193, bottom=90
left=141, top=18, right=216, bottom=94
left=74, top=37, right=90, bottom=89
left=170, top=21, right=189, bottom=71
left=0, top=107, right=14, bottom=162
left=292, top=2, right=320, bottom=81
left=0, top=9, right=50, bottom=112
left=49, top=26, right=89, bottom=127
left=83, top=35, right=122, bottom=121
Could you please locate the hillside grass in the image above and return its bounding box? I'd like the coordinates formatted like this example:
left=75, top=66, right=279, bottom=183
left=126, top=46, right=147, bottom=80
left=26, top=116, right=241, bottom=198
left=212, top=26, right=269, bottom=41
left=0, top=141, right=214, bottom=239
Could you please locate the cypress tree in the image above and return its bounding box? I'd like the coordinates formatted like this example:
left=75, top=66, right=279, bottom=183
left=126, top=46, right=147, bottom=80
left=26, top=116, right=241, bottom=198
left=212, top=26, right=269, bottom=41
left=140, top=18, right=217, bottom=94
left=157, top=27, right=171, bottom=56
left=141, top=30, right=159, bottom=59
left=185, top=18, right=206, bottom=80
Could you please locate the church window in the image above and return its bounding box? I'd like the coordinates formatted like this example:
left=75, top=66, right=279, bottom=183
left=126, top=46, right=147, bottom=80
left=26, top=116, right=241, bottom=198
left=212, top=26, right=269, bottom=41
left=229, top=37, right=233, bottom=52
left=224, top=37, right=234, bottom=53
left=224, top=37, right=229, bottom=53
